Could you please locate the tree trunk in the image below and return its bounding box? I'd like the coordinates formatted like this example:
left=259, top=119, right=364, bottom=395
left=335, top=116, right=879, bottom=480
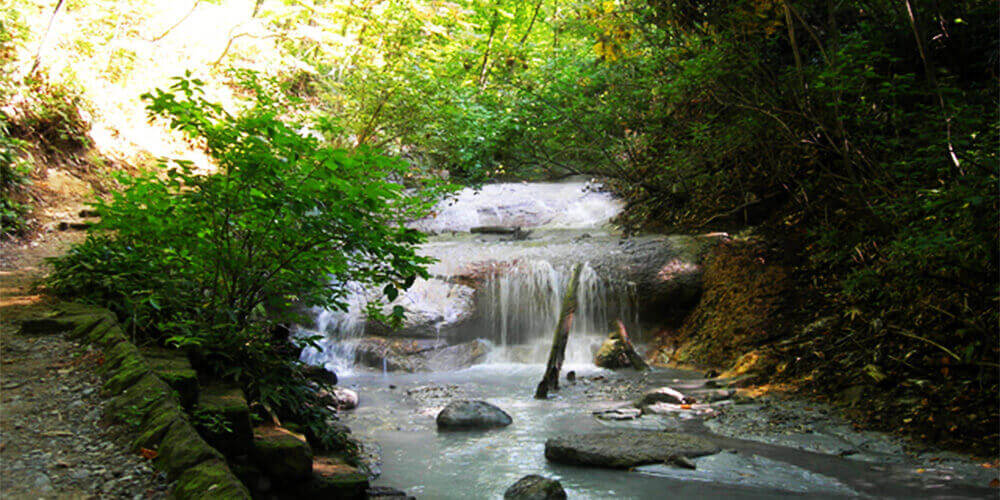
left=534, top=263, right=582, bottom=399
left=30, top=0, right=65, bottom=75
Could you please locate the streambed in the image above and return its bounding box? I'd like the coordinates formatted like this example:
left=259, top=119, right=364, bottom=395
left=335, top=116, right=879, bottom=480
left=300, top=180, right=994, bottom=498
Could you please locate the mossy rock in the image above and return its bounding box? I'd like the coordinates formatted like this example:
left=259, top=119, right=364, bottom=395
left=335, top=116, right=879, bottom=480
left=90, top=323, right=128, bottom=348
left=20, top=312, right=100, bottom=335
left=133, top=399, right=187, bottom=451
left=171, top=458, right=250, bottom=499
left=101, top=354, right=152, bottom=395
left=142, top=347, right=199, bottom=409
left=297, top=457, right=368, bottom=498
left=54, top=302, right=114, bottom=317
left=105, top=372, right=178, bottom=428
left=252, top=427, right=313, bottom=481
left=97, top=341, right=145, bottom=377
left=195, top=383, right=253, bottom=456
left=156, top=420, right=225, bottom=479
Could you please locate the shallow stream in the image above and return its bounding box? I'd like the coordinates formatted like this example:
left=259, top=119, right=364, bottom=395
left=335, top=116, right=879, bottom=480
left=302, top=180, right=994, bottom=499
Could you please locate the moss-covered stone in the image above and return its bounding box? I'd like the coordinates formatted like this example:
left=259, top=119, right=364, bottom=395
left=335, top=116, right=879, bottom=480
left=54, top=302, right=113, bottom=317
left=142, top=347, right=198, bottom=409
left=19, top=312, right=101, bottom=335
left=171, top=459, right=250, bottom=499
left=156, top=420, right=225, bottom=479
left=105, top=373, right=178, bottom=428
left=297, top=457, right=368, bottom=498
left=101, top=354, right=152, bottom=395
left=133, top=399, right=187, bottom=451
left=91, top=323, right=128, bottom=348
left=97, top=341, right=145, bottom=377
left=196, top=383, right=253, bottom=456
left=251, top=427, right=313, bottom=481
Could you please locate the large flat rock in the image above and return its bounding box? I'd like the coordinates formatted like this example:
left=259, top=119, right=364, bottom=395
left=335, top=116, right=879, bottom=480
left=544, top=431, right=720, bottom=468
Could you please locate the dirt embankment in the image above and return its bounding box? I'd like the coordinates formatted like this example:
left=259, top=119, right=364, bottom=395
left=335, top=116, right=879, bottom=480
left=651, top=236, right=998, bottom=459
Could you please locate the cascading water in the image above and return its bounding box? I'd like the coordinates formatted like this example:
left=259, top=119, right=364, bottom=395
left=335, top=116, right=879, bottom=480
left=475, top=260, right=638, bottom=364
left=300, top=179, right=639, bottom=372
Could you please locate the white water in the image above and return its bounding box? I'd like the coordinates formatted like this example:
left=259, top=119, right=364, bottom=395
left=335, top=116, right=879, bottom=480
left=300, top=180, right=637, bottom=372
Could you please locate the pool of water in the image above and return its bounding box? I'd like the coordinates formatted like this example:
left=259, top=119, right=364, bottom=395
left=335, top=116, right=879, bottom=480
left=335, top=363, right=995, bottom=499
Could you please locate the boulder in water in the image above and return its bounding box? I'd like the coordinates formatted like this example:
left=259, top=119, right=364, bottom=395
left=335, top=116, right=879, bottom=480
left=638, top=386, right=691, bottom=406
left=436, top=400, right=512, bottom=430
left=503, top=475, right=567, bottom=500
left=331, top=387, right=359, bottom=410
left=544, top=430, right=719, bottom=468
left=594, top=324, right=647, bottom=370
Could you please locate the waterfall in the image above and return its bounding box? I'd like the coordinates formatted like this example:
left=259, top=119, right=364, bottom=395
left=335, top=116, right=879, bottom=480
left=299, top=179, right=638, bottom=372
left=475, top=261, right=637, bottom=364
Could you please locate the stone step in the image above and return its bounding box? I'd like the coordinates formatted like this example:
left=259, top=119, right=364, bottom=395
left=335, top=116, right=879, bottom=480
left=195, top=382, right=253, bottom=456
left=141, top=347, right=198, bottom=409
left=295, top=455, right=368, bottom=498
left=252, top=426, right=313, bottom=483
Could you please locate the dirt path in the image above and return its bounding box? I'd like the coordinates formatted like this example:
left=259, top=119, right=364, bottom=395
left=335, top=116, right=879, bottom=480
left=0, top=230, right=169, bottom=498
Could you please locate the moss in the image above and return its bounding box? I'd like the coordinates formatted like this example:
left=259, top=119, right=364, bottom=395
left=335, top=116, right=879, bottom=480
left=658, top=239, right=790, bottom=372
left=171, top=459, right=250, bottom=499
left=91, top=323, right=128, bottom=348
left=296, top=471, right=368, bottom=498
left=133, top=400, right=187, bottom=451
left=105, top=372, right=177, bottom=428
left=142, top=347, right=198, bottom=409
left=251, top=427, right=313, bottom=481
left=19, top=312, right=106, bottom=335
left=196, top=383, right=253, bottom=456
left=101, top=355, right=151, bottom=395
left=97, top=341, right=145, bottom=377
left=156, top=420, right=225, bottom=479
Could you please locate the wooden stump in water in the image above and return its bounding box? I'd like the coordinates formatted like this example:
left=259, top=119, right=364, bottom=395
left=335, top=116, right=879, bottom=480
left=535, top=264, right=583, bottom=399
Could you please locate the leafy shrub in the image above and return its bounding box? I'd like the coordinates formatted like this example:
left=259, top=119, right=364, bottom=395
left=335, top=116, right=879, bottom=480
left=0, top=118, right=32, bottom=236
left=48, top=71, right=446, bottom=437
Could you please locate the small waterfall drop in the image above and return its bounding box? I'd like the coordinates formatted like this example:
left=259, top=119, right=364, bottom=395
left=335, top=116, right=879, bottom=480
left=300, top=180, right=640, bottom=372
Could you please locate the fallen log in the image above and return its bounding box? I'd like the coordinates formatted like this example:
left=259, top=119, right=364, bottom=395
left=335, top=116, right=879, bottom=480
left=535, top=264, right=583, bottom=399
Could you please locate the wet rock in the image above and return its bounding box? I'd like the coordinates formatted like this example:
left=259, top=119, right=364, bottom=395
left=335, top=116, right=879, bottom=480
left=355, top=338, right=491, bottom=372
left=593, top=408, right=641, bottom=421
left=566, top=371, right=576, bottom=382
left=302, top=364, right=338, bottom=385
left=545, top=431, right=720, bottom=468
left=504, top=475, right=567, bottom=500
left=423, top=339, right=491, bottom=370
left=436, top=400, right=512, bottom=430
left=332, top=387, right=359, bottom=410
left=665, top=454, right=697, bottom=470
left=638, top=387, right=692, bottom=406
left=367, top=485, right=413, bottom=499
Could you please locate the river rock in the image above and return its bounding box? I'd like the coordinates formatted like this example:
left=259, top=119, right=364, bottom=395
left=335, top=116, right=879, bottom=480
left=594, top=337, right=632, bottom=369
left=638, top=387, right=692, bottom=406
left=332, top=387, right=359, bottom=410
left=503, top=475, right=567, bottom=500
left=544, top=431, right=720, bottom=468
left=436, top=400, right=512, bottom=430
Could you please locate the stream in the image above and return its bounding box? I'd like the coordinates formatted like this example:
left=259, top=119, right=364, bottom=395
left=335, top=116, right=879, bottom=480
left=298, top=180, right=994, bottom=499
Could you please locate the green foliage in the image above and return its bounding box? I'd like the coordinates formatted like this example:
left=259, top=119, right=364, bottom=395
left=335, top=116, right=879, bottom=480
left=48, top=70, right=445, bottom=436
left=0, top=118, right=32, bottom=236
